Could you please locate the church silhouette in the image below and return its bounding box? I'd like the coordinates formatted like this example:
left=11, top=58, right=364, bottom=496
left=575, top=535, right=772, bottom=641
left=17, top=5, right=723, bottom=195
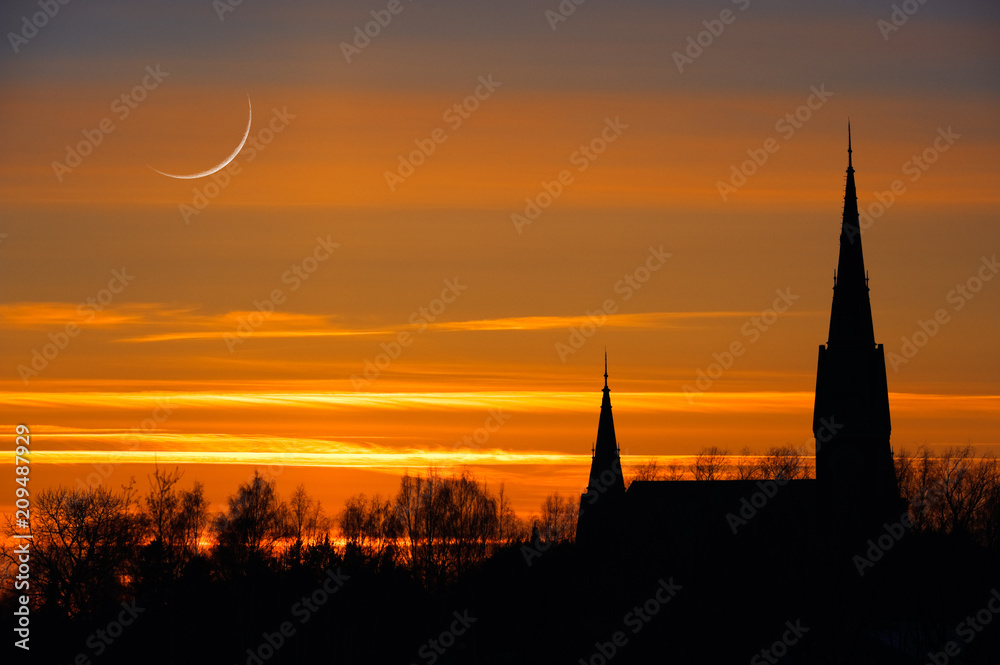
left=577, top=126, right=903, bottom=550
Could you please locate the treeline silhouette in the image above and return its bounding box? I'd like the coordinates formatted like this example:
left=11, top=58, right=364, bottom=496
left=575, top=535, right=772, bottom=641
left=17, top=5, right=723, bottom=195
left=2, top=446, right=999, bottom=663
left=0, top=465, right=585, bottom=664
left=627, top=444, right=816, bottom=482
left=630, top=444, right=1000, bottom=548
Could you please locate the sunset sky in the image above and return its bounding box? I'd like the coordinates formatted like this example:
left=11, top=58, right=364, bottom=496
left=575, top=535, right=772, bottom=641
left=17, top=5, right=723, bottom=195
left=2, top=0, right=998, bottom=517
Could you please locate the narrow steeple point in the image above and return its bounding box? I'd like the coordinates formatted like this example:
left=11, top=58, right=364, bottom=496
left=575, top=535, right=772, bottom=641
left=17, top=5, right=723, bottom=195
left=604, top=349, right=608, bottom=389
left=827, top=122, right=874, bottom=349
left=847, top=121, right=853, bottom=171
left=586, top=351, right=624, bottom=499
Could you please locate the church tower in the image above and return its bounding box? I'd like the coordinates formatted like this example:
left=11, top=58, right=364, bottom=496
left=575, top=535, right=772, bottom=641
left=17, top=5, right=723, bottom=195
left=813, top=125, right=900, bottom=531
left=576, top=353, right=625, bottom=545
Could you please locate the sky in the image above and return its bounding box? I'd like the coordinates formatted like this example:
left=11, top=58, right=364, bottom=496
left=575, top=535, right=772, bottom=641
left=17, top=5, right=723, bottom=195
left=1, top=0, right=998, bottom=517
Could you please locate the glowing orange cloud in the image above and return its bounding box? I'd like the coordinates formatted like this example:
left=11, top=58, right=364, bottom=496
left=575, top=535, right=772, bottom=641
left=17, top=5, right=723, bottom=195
left=1, top=304, right=823, bottom=344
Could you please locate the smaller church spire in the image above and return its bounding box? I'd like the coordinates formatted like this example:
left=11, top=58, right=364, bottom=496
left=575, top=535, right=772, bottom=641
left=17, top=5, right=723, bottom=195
left=587, top=353, right=624, bottom=495
left=576, top=355, right=626, bottom=545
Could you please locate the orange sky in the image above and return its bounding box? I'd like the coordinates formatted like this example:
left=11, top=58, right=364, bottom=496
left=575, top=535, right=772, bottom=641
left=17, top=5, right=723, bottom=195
left=1, top=0, right=998, bottom=518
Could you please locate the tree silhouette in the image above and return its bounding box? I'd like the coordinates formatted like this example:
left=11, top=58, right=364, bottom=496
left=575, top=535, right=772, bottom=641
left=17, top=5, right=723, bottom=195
left=349, top=468, right=520, bottom=586
left=761, top=445, right=808, bottom=480
left=338, top=492, right=398, bottom=565
left=145, top=465, right=181, bottom=551
left=139, top=466, right=210, bottom=589
left=495, top=483, right=524, bottom=547
left=896, top=445, right=1000, bottom=546
left=734, top=446, right=763, bottom=480
left=212, top=470, right=288, bottom=570
left=938, top=446, right=998, bottom=537
left=392, top=469, right=497, bottom=586
left=178, top=480, right=210, bottom=556
left=663, top=460, right=685, bottom=480
left=692, top=446, right=730, bottom=480
left=628, top=458, right=663, bottom=486
left=533, top=491, right=577, bottom=543
left=288, top=483, right=328, bottom=546
left=6, top=484, right=142, bottom=619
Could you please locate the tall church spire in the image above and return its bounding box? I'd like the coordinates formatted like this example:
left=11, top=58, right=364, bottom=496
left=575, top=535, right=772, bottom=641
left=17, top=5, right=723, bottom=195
left=813, top=126, right=899, bottom=535
left=827, top=124, right=875, bottom=350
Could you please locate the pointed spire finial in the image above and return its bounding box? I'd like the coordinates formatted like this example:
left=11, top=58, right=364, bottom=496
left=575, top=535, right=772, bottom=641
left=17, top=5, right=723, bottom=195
left=847, top=120, right=853, bottom=171
left=603, top=349, right=608, bottom=389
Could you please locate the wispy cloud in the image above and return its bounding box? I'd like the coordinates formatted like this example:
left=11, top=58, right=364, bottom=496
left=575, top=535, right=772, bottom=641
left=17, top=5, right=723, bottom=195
left=6, top=389, right=996, bottom=416
left=105, top=308, right=819, bottom=343
left=0, top=302, right=200, bottom=329
left=31, top=448, right=588, bottom=469
left=1, top=302, right=366, bottom=340
left=424, top=311, right=817, bottom=332
left=2, top=302, right=822, bottom=341
left=3, top=388, right=809, bottom=413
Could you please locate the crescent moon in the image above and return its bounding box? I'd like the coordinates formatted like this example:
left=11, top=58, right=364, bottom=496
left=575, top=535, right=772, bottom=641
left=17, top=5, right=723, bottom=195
left=149, top=95, right=252, bottom=179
